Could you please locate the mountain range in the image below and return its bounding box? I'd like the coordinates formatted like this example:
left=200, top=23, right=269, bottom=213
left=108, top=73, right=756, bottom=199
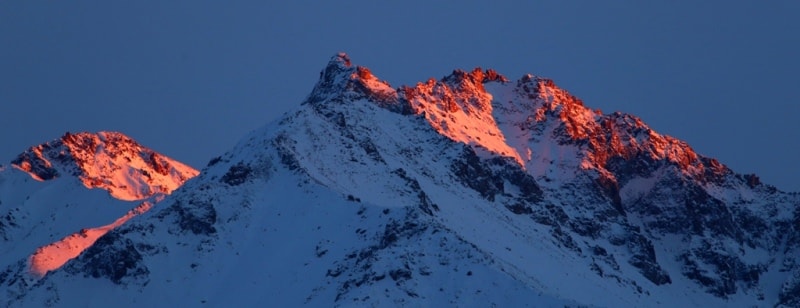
left=1, top=53, right=798, bottom=307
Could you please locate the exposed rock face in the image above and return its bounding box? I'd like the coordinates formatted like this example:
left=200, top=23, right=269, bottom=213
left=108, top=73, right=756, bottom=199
left=2, top=54, right=799, bottom=307
left=273, top=54, right=800, bottom=305
left=11, top=131, right=198, bottom=200
left=0, top=132, right=198, bottom=286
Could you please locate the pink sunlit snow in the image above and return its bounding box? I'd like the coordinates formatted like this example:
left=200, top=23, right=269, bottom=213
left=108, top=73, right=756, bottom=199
left=28, top=200, right=155, bottom=277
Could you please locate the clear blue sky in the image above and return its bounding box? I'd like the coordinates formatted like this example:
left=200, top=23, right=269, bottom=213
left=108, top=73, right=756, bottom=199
left=2, top=2, right=799, bottom=190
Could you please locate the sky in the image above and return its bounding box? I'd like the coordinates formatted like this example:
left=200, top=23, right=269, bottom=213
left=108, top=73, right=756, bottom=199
left=1, top=1, right=798, bottom=191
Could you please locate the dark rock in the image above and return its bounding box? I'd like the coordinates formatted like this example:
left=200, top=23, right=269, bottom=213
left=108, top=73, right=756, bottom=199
left=360, top=139, right=385, bottom=164
left=451, top=148, right=502, bottom=201
left=67, top=232, right=149, bottom=284
left=743, top=174, right=761, bottom=189
left=157, top=200, right=217, bottom=235
left=624, top=232, right=671, bottom=285
left=389, top=269, right=412, bottom=282
left=146, top=152, right=171, bottom=176
left=11, top=151, right=60, bottom=180
left=551, top=226, right=582, bottom=254
left=595, top=175, right=624, bottom=216
left=391, top=168, right=438, bottom=215
left=273, top=135, right=303, bottom=172
left=451, top=147, right=542, bottom=204
left=592, top=246, right=608, bottom=256
left=207, top=156, right=222, bottom=167
left=221, top=162, right=252, bottom=186
left=778, top=273, right=800, bottom=307
left=569, top=217, right=604, bottom=239
left=505, top=203, right=532, bottom=215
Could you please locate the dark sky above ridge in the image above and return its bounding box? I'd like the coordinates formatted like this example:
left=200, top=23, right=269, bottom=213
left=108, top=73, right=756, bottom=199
left=2, top=1, right=799, bottom=190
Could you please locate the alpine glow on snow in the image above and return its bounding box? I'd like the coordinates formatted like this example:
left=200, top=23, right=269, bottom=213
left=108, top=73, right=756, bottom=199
left=1, top=54, right=799, bottom=307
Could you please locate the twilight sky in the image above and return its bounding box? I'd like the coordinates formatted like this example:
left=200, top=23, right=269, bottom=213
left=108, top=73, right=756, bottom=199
left=2, top=2, right=799, bottom=190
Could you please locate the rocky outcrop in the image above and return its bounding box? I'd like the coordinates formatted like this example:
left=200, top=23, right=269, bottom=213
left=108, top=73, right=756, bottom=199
left=11, top=131, right=198, bottom=200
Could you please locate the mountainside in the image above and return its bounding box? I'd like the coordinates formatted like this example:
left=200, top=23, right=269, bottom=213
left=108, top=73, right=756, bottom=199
left=2, top=54, right=799, bottom=307
left=0, top=132, right=197, bottom=284
left=11, top=131, right=197, bottom=201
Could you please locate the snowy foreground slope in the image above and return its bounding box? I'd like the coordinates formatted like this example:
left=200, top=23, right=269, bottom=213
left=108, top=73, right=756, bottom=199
left=3, top=54, right=800, bottom=307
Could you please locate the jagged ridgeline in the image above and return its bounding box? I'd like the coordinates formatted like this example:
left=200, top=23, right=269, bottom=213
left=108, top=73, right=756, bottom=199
left=2, top=54, right=799, bottom=307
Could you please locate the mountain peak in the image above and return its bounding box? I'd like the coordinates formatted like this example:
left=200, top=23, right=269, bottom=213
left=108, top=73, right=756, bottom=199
left=329, top=52, right=352, bottom=69
left=11, top=131, right=198, bottom=201
left=306, top=56, right=724, bottom=186
left=304, top=53, right=403, bottom=113
left=3, top=55, right=798, bottom=307
left=317, top=52, right=357, bottom=86
left=442, top=67, right=509, bottom=88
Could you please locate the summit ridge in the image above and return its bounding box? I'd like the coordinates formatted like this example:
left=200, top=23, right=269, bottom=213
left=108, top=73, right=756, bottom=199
left=1, top=54, right=798, bottom=307
left=12, top=131, right=198, bottom=201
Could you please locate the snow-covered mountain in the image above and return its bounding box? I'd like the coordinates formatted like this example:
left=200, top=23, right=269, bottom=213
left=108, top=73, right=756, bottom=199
left=0, top=132, right=197, bottom=281
left=2, top=54, right=799, bottom=307
left=11, top=131, right=197, bottom=201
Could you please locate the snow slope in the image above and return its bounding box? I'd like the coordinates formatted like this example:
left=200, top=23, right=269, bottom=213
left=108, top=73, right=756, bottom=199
left=0, top=132, right=197, bottom=281
left=3, top=54, right=800, bottom=307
